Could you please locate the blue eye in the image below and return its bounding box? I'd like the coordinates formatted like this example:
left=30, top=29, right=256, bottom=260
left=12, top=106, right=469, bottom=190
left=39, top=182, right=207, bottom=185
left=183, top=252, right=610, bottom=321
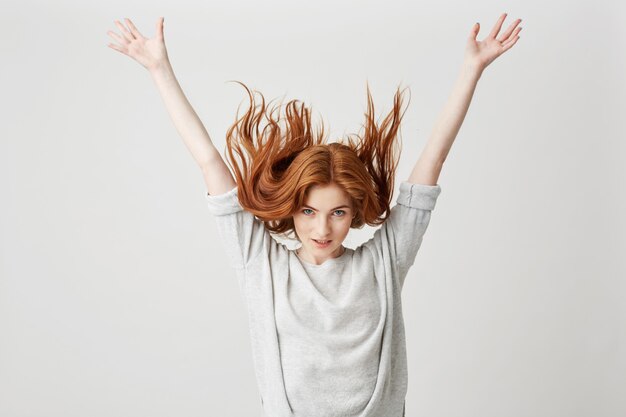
left=302, top=209, right=346, bottom=216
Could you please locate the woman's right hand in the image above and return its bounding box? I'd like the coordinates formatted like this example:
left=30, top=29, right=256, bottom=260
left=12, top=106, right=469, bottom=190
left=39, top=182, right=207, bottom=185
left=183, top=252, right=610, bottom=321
left=107, top=17, right=169, bottom=72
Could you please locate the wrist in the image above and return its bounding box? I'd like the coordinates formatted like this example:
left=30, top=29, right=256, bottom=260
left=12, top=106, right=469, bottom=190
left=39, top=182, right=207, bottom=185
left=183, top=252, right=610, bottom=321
left=460, top=60, right=483, bottom=81
left=149, top=59, right=173, bottom=77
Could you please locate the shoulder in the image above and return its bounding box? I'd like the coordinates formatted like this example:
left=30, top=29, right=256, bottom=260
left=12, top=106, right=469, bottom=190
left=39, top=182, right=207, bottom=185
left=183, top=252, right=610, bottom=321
left=205, top=186, right=243, bottom=216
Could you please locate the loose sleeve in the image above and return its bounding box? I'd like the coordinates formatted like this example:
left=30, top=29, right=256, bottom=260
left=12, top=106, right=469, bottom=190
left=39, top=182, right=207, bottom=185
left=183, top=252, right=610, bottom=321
left=363, top=181, right=442, bottom=289
left=205, top=186, right=269, bottom=270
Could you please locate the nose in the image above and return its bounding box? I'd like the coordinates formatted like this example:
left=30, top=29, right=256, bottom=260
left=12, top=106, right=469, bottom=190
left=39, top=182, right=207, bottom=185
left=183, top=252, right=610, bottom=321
left=315, top=216, right=331, bottom=236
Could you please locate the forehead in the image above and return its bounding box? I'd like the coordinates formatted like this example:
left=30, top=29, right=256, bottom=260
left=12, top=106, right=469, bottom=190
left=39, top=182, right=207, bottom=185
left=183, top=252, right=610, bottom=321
left=303, top=183, right=351, bottom=207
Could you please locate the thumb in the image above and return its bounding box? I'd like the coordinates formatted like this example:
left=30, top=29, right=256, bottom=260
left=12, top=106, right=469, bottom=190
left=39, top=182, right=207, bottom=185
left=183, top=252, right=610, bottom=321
left=156, top=16, right=164, bottom=40
left=470, top=22, right=479, bottom=40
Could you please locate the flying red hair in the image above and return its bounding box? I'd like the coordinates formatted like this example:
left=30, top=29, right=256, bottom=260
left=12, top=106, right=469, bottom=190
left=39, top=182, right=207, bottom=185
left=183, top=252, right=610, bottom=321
left=224, top=81, right=410, bottom=241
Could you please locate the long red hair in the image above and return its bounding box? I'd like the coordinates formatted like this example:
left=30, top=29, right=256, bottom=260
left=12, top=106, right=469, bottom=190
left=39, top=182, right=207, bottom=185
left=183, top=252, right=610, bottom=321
left=224, top=81, right=410, bottom=241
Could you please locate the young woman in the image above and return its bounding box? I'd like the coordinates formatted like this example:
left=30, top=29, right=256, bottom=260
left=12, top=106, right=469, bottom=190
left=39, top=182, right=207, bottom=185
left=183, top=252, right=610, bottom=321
left=107, top=13, right=521, bottom=417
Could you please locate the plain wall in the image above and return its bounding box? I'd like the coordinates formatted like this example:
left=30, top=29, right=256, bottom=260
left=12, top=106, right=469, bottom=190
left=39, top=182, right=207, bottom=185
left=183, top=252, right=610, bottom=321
left=1, top=0, right=625, bottom=416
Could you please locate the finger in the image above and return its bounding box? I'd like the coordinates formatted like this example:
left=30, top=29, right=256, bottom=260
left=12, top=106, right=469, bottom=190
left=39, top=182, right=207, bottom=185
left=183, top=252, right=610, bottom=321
left=107, top=30, right=127, bottom=45
left=124, top=18, right=144, bottom=39
left=501, top=35, right=520, bottom=53
left=488, top=12, right=507, bottom=39
left=469, top=22, right=480, bottom=41
left=107, top=43, right=129, bottom=57
left=114, top=19, right=135, bottom=42
left=502, top=26, right=522, bottom=45
left=497, top=18, right=522, bottom=43
left=156, top=16, right=164, bottom=40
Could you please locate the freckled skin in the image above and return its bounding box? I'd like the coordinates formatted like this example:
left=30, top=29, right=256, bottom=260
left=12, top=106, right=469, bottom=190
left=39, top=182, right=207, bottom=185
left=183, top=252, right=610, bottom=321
left=293, top=183, right=354, bottom=266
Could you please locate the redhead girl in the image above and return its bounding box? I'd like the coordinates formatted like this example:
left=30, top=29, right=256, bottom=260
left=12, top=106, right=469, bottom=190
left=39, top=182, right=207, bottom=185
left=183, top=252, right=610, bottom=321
left=107, top=13, right=521, bottom=417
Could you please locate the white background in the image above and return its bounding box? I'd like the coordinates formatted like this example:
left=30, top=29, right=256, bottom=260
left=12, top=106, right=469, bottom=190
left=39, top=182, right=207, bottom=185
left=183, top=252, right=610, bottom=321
left=1, top=0, right=625, bottom=416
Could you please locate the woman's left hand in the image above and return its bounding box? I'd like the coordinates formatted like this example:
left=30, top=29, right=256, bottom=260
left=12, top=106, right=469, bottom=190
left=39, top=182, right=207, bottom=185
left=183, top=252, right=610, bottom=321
left=464, top=13, right=522, bottom=73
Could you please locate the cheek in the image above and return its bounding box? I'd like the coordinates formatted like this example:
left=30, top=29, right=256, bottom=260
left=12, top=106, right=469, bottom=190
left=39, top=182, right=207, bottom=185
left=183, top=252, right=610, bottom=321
left=338, top=219, right=352, bottom=234
left=293, top=217, right=307, bottom=234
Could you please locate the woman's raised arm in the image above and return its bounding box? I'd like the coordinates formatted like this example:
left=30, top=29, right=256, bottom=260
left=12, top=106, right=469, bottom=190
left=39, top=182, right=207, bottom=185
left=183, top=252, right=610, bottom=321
left=107, top=17, right=236, bottom=196
left=408, top=13, right=522, bottom=186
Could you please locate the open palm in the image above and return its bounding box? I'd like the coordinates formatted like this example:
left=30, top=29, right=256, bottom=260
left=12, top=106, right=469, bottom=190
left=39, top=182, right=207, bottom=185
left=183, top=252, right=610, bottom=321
left=107, top=17, right=169, bottom=71
left=464, top=13, right=522, bottom=72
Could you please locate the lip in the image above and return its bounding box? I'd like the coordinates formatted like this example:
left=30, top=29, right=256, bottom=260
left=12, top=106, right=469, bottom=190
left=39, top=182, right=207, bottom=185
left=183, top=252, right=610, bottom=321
left=312, top=239, right=332, bottom=248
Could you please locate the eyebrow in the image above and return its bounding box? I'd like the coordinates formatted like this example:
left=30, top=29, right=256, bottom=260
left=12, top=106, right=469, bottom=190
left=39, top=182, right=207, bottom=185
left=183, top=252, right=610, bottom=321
left=303, top=205, right=351, bottom=211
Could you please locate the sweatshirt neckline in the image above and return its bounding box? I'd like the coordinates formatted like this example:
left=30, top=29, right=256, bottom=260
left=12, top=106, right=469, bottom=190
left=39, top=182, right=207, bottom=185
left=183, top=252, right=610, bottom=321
left=294, top=246, right=351, bottom=268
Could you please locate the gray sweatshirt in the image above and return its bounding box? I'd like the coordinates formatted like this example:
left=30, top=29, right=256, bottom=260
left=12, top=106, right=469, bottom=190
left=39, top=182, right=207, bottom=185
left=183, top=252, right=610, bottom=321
left=205, top=181, right=442, bottom=417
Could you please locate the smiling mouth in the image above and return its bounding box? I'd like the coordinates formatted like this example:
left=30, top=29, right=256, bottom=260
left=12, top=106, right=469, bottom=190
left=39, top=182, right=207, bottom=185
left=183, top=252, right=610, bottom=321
left=312, top=239, right=331, bottom=244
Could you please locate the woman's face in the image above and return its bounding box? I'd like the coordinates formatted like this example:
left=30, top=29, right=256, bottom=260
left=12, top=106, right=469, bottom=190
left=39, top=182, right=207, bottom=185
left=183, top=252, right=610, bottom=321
left=292, top=183, right=354, bottom=265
